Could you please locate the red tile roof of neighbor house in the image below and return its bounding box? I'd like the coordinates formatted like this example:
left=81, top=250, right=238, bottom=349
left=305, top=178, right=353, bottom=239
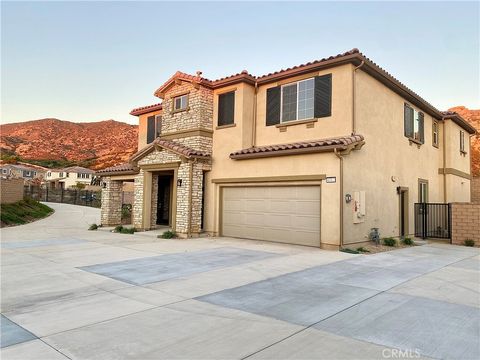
left=230, top=134, right=365, bottom=160
left=129, top=138, right=211, bottom=164
left=95, top=163, right=138, bottom=176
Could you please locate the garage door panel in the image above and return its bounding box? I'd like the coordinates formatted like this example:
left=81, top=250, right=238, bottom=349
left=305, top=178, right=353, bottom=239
left=222, top=186, right=321, bottom=247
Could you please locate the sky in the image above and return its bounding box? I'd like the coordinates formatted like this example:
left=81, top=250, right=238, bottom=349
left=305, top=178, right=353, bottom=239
left=1, top=1, right=479, bottom=125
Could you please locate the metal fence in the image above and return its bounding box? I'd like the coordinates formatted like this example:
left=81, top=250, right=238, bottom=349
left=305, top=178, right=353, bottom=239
left=24, top=186, right=101, bottom=208
left=414, top=203, right=451, bottom=239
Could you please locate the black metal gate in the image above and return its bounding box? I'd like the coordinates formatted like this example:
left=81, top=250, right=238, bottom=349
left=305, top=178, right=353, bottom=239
left=414, top=203, right=451, bottom=239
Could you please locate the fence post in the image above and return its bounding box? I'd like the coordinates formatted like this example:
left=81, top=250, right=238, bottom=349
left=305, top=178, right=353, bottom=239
left=46, top=187, right=49, bottom=202
left=422, top=203, right=427, bottom=239
left=448, top=204, right=452, bottom=243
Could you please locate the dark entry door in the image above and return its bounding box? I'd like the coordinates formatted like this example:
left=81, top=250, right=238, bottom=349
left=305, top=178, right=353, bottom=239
left=156, top=177, right=171, bottom=225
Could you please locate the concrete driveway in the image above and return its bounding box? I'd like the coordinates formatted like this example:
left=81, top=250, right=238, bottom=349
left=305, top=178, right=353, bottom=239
left=1, top=203, right=479, bottom=360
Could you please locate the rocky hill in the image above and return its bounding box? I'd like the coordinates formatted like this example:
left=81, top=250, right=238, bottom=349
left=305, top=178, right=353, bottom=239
left=0, top=119, right=138, bottom=170
left=449, top=106, right=480, bottom=177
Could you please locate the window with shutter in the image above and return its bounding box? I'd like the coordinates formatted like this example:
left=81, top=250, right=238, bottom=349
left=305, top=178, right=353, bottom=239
left=266, top=86, right=281, bottom=126
left=432, top=121, right=439, bottom=147
left=460, top=131, right=466, bottom=153
left=155, top=115, right=162, bottom=138
left=418, top=112, right=424, bottom=143
left=218, top=91, right=235, bottom=126
left=147, top=116, right=156, bottom=144
left=404, top=104, right=414, bottom=138
left=314, top=74, right=332, bottom=118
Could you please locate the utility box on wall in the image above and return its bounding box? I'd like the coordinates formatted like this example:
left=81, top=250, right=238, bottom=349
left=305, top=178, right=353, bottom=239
left=353, top=191, right=366, bottom=224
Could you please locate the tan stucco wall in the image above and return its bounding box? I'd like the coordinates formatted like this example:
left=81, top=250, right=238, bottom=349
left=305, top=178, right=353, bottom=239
left=137, top=109, right=162, bottom=150
left=342, top=70, right=445, bottom=243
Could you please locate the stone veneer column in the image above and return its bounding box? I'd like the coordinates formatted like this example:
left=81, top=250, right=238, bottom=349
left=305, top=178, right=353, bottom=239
left=150, top=175, right=158, bottom=227
left=175, top=162, right=190, bottom=234
left=190, top=162, right=204, bottom=234
left=133, top=170, right=144, bottom=229
left=100, top=177, right=122, bottom=226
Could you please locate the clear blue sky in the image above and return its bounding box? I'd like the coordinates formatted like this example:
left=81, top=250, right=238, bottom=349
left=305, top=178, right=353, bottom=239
left=1, top=1, right=479, bottom=125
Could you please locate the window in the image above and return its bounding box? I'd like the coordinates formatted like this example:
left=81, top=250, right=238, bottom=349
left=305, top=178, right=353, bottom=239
left=2, top=169, right=6, bottom=174
left=173, top=94, right=188, bottom=112
left=418, top=180, right=428, bottom=203
left=281, top=78, right=314, bottom=122
left=218, top=91, right=235, bottom=126
left=47, top=172, right=51, bottom=177
left=33, top=171, right=37, bottom=176
left=460, top=131, right=466, bottom=153
left=66, top=172, right=69, bottom=177
left=432, top=121, right=439, bottom=147
left=404, top=104, right=424, bottom=143
left=25, top=171, right=31, bottom=176
left=59, top=172, right=64, bottom=177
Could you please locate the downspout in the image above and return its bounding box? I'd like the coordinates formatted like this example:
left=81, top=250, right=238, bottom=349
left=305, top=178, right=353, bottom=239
left=442, top=120, right=447, bottom=202
left=334, top=149, right=344, bottom=248
left=251, top=81, right=258, bottom=147
left=352, top=61, right=365, bottom=134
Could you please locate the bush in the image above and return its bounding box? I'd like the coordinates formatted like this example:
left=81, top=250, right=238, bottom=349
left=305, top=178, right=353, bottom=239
left=88, top=223, right=98, bottom=231
left=120, top=227, right=136, bottom=234
left=402, top=237, right=414, bottom=246
left=383, top=237, right=397, bottom=247
left=114, top=225, right=124, bottom=233
left=340, top=248, right=359, bottom=254
left=158, top=230, right=176, bottom=239
left=121, top=204, right=132, bottom=219
left=464, top=239, right=475, bottom=247
left=356, top=247, right=370, bottom=253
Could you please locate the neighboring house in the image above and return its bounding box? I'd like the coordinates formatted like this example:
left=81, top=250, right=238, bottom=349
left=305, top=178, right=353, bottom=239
left=0, top=164, right=46, bottom=183
left=44, top=166, right=94, bottom=189
left=97, top=49, right=475, bottom=249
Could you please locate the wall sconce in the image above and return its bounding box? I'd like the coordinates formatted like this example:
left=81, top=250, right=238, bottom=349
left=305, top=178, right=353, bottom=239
left=102, top=182, right=107, bottom=189
left=177, top=179, right=182, bottom=187
left=345, top=194, right=352, bottom=203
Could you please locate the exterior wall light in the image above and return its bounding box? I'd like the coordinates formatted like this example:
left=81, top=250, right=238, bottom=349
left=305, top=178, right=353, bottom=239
left=177, top=179, right=182, bottom=187
left=345, top=194, right=352, bottom=203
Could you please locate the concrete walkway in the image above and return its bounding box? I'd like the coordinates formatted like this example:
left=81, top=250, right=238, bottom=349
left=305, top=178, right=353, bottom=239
left=1, top=203, right=479, bottom=359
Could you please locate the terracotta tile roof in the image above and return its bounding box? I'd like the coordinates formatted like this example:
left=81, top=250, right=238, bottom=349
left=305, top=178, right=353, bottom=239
left=95, top=163, right=139, bottom=176
left=154, top=71, right=213, bottom=98
left=230, top=135, right=365, bottom=159
left=441, top=111, right=477, bottom=134
left=130, top=103, right=163, bottom=116
left=130, top=138, right=211, bottom=163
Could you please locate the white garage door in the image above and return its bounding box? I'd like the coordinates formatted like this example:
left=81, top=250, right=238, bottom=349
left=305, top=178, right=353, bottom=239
left=222, top=186, right=321, bottom=247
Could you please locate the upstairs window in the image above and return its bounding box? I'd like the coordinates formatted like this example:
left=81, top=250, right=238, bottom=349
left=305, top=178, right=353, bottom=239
left=25, top=171, right=31, bottom=176
left=266, top=74, right=331, bottom=126
left=155, top=115, right=162, bottom=138
left=218, top=91, right=235, bottom=126
left=404, top=104, right=424, bottom=143
left=59, top=172, right=64, bottom=177
left=460, top=131, right=466, bottom=153
left=147, top=115, right=162, bottom=144
left=66, top=172, right=69, bottom=177
left=432, top=121, right=439, bottom=147
left=2, top=169, right=7, bottom=174
left=47, top=172, right=51, bottom=177
left=173, top=94, right=188, bottom=112
left=281, top=78, right=315, bottom=122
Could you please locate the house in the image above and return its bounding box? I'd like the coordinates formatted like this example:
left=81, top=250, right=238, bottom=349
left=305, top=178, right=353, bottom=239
left=0, top=164, right=46, bottom=183
left=44, top=166, right=94, bottom=189
left=97, top=49, right=475, bottom=249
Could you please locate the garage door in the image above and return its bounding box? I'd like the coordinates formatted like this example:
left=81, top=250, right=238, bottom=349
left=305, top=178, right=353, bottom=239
left=222, top=186, right=320, bottom=247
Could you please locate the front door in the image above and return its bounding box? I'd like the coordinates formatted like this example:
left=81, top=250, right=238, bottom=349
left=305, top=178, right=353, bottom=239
left=156, top=176, right=171, bottom=225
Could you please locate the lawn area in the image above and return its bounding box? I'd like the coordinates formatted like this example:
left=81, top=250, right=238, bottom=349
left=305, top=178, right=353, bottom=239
left=0, top=198, right=53, bottom=227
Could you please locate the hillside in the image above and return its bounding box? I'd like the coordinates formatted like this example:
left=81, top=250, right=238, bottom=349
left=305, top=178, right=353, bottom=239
left=0, top=119, right=138, bottom=170
left=449, top=106, right=480, bottom=177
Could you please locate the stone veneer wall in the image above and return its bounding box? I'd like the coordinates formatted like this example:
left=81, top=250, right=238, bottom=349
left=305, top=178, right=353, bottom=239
left=133, top=169, right=144, bottom=229
left=100, top=177, right=122, bottom=225
left=451, top=202, right=480, bottom=247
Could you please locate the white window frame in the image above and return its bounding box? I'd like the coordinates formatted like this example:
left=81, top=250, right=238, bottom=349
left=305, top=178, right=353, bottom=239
left=280, top=78, right=315, bottom=123
left=2, top=169, right=6, bottom=174
left=460, top=130, right=466, bottom=153
left=432, top=121, right=439, bottom=147
left=173, top=94, right=188, bottom=112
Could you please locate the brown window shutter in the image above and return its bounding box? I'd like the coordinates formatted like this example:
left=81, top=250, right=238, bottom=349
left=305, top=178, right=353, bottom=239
left=314, top=74, right=332, bottom=118
left=266, top=86, right=281, bottom=126
left=418, top=112, right=424, bottom=143
left=404, top=104, right=414, bottom=138
left=218, top=91, right=235, bottom=126
left=147, top=116, right=156, bottom=144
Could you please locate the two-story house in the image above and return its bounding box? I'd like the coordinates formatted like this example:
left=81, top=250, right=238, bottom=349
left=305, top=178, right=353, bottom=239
left=0, top=164, right=46, bottom=183
left=45, top=166, right=94, bottom=189
left=97, top=49, right=475, bottom=249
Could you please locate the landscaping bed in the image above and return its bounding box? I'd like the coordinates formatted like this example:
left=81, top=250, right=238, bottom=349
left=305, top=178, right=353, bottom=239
left=1, top=198, right=54, bottom=227
left=341, top=237, right=417, bottom=255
